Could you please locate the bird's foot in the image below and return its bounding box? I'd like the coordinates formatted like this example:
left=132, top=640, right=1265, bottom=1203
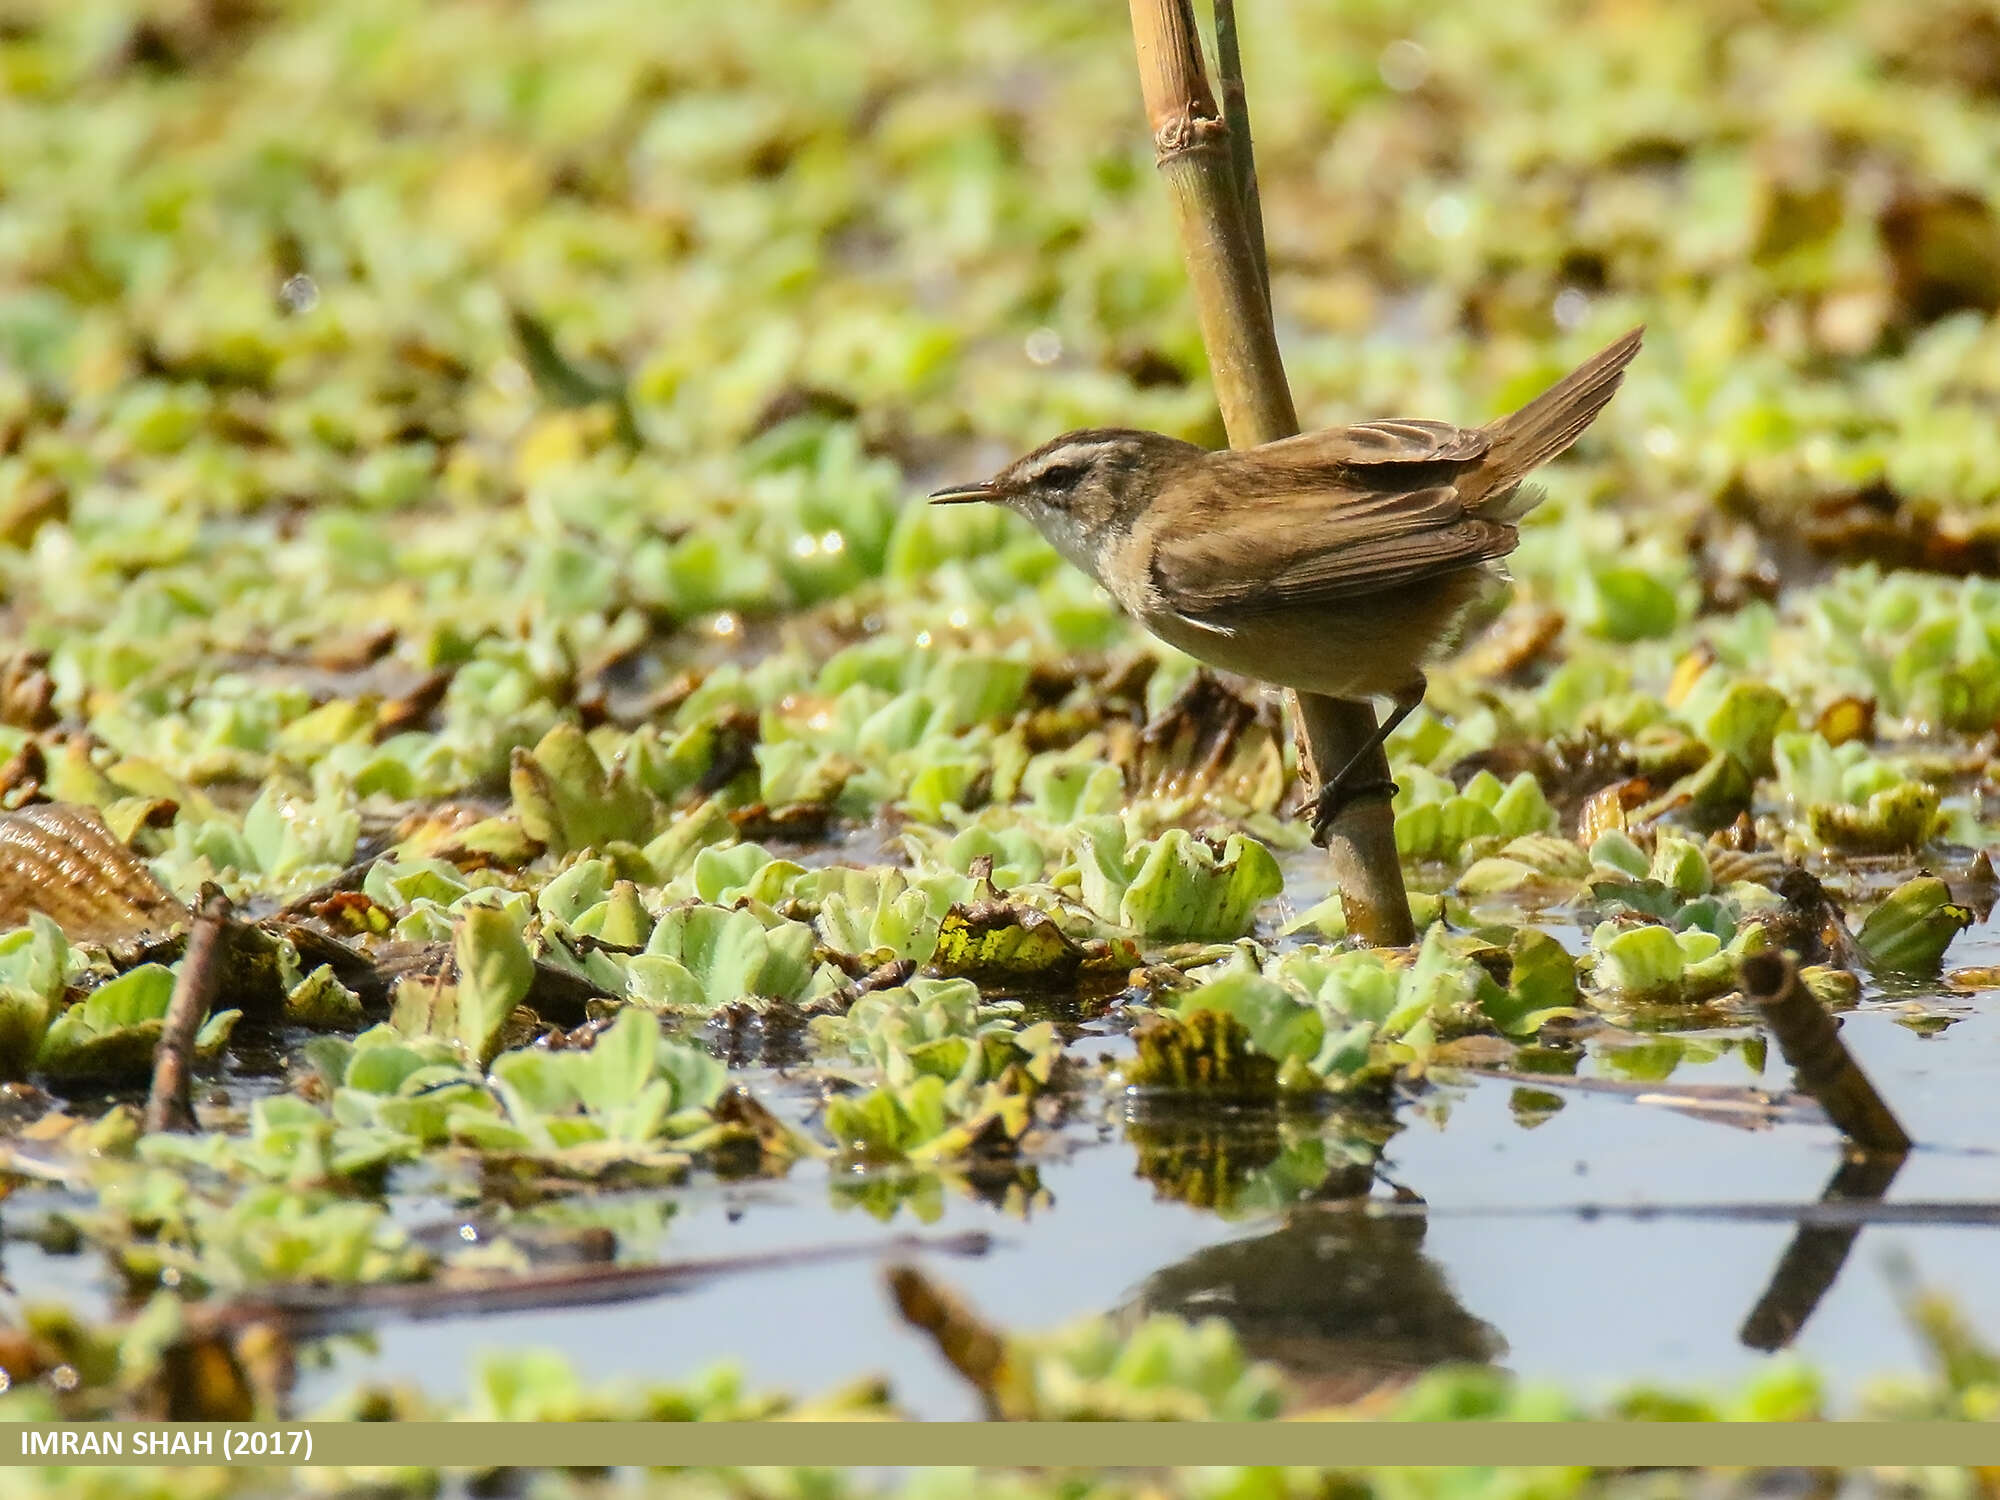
left=1310, top=776, right=1399, bottom=846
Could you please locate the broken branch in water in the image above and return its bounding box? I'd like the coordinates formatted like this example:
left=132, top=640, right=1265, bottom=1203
left=143, top=888, right=233, bottom=1135
left=1739, top=948, right=1913, bottom=1154
left=188, top=1230, right=993, bottom=1341
left=886, top=1262, right=1011, bottom=1418
left=1459, top=1066, right=1824, bottom=1131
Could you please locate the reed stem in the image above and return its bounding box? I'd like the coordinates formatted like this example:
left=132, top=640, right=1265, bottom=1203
left=1126, top=0, right=1414, bottom=945
left=1211, top=0, right=1268, bottom=298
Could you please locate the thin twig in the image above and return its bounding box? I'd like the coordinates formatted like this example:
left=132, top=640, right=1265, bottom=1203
left=188, top=1231, right=993, bottom=1340
left=1300, top=1197, right=1995, bottom=1227
left=1126, top=0, right=1414, bottom=945
left=144, top=889, right=232, bottom=1134
left=272, top=854, right=383, bottom=920
left=1458, top=1065, right=1823, bottom=1130
left=1739, top=949, right=1913, bottom=1154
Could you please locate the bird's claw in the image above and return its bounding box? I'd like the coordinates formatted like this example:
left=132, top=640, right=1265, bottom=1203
left=1309, top=777, right=1399, bottom=845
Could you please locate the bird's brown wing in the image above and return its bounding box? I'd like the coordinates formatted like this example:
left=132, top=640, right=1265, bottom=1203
left=1147, top=475, right=1514, bottom=622
left=1242, top=418, right=1492, bottom=471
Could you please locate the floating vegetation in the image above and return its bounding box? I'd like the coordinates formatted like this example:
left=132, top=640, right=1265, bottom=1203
left=0, top=0, right=1997, bottom=1431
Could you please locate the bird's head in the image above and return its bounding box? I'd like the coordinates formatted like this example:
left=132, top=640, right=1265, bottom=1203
left=928, top=428, right=1202, bottom=577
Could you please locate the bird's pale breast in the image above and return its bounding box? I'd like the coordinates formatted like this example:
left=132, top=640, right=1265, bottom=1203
left=1133, top=565, right=1502, bottom=700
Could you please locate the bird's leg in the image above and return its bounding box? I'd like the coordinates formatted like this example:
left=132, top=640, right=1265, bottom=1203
left=1309, top=677, right=1425, bottom=846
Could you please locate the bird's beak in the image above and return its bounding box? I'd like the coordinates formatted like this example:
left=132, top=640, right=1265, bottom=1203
left=928, top=482, right=996, bottom=505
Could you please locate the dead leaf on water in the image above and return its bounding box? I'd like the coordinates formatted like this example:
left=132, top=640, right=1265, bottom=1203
left=928, top=900, right=1084, bottom=990
left=1457, top=604, right=1566, bottom=682
left=1125, top=671, right=1286, bottom=812
left=1816, top=696, right=1877, bottom=747
left=0, top=803, right=186, bottom=958
left=1576, top=777, right=1651, bottom=846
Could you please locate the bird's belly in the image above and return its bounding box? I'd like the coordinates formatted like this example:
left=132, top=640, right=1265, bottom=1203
left=1137, top=570, right=1497, bottom=699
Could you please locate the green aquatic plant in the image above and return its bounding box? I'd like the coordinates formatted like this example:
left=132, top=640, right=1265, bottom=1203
left=805, top=865, right=954, bottom=967
left=812, top=976, right=1064, bottom=1136
left=997, top=1308, right=1290, bottom=1422
left=447, top=1006, right=737, bottom=1167
left=1166, top=923, right=1578, bottom=1092
left=173, top=1188, right=433, bottom=1292
left=345, top=904, right=537, bottom=1067
left=821, top=1073, right=1036, bottom=1162
left=38, top=963, right=239, bottom=1086
left=814, top=977, right=1060, bottom=1159
left=1070, top=818, right=1283, bottom=941
left=447, top=1347, right=884, bottom=1423
left=63, top=1169, right=433, bottom=1298
left=1586, top=924, right=1718, bottom=1004
left=570, top=879, right=654, bottom=947
left=282, top=964, right=366, bottom=1029
left=1855, top=875, right=1975, bottom=976
left=142, top=1089, right=422, bottom=1188
left=1774, top=731, right=1946, bottom=853
left=1670, top=669, right=1795, bottom=776
left=0, top=914, right=75, bottom=1079
left=1393, top=768, right=1559, bottom=865
left=510, top=722, right=663, bottom=858
left=626, top=902, right=822, bottom=1012
left=1456, top=832, right=1593, bottom=900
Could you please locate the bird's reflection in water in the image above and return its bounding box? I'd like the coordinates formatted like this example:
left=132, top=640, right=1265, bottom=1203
left=1120, top=1110, right=1503, bottom=1406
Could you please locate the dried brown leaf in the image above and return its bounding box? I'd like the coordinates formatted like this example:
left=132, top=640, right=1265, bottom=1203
left=0, top=803, right=186, bottom=956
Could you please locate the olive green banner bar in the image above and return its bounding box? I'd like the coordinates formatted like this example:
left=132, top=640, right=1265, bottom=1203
left=5, top=1422, right=2000, bottom=1468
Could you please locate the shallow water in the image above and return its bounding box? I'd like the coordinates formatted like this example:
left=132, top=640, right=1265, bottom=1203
left=244, top=908, right=2000, bottom=1418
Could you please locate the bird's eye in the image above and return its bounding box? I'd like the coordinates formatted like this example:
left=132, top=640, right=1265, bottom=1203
left=1032, top=461, right=1089, bottom=491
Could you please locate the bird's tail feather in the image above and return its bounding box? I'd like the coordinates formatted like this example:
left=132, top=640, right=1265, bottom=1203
left=1471, top=325, right=1644, bottom=513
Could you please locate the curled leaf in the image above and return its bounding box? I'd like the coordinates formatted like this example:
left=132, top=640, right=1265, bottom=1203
left=456, top=908, right=535, bottom=1065
left=1855, top=876, right=1974, bottom=976
left=1124, top=672, right=1286, bottom=812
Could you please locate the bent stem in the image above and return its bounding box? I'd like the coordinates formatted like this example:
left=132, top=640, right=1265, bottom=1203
left=1126, top=0, right=1414, bottom=945
left=1739, top=949, right=1913, bottom=1154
